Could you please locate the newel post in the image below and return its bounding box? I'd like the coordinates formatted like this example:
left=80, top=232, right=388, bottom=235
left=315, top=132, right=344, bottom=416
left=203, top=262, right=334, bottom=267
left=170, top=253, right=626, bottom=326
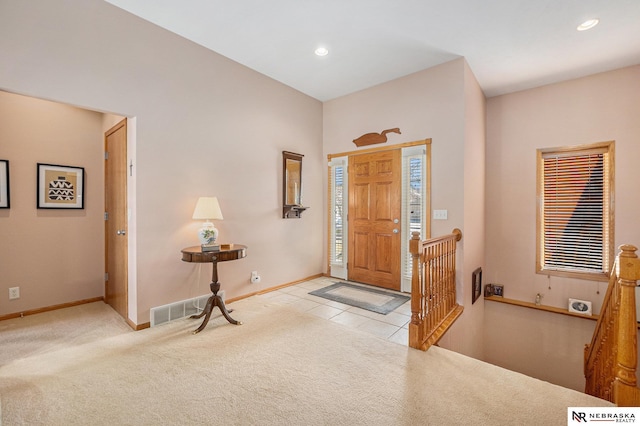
left=614, top=244, right=640, bottom=405
left=409, top=231, right=423, bottom=349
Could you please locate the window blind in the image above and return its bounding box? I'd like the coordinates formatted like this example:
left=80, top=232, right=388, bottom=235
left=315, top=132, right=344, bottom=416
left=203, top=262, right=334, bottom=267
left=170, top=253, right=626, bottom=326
left=330, top=162, right=345, bottom=265
left=540, top=147, right=611, bottom=275
left=402, top=152, right=425, bottom=278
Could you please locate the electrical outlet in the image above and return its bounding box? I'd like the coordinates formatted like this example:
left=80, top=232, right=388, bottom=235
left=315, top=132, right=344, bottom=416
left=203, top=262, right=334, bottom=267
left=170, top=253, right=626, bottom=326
left=9, top=287, right=20, bottom=300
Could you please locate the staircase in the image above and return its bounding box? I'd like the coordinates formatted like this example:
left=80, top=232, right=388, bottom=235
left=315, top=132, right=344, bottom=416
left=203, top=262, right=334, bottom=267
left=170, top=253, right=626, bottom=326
left=584, top=244, right=640, bottom=406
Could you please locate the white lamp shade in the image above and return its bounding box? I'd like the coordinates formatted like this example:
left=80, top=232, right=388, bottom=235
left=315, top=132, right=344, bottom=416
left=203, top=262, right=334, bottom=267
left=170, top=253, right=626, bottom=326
left=192, top=197, right=223, bottom=220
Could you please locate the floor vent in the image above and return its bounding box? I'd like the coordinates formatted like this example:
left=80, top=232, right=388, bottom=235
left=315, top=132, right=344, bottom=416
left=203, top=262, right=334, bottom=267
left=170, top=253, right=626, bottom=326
left=150, top=293, right=220, bottom=327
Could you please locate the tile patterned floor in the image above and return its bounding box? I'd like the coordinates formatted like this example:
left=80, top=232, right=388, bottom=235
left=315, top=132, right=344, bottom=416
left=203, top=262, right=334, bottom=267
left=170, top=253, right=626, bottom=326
left=255, top=276, right=410, bottom=346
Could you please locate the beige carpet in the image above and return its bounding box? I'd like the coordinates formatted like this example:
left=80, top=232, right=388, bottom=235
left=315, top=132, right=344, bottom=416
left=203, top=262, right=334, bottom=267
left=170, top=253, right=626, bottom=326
left=0, top=297, right=611, bottom=425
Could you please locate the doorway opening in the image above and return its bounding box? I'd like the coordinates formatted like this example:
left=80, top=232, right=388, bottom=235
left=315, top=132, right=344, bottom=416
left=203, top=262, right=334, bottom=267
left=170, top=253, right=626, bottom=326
left=104, top=119, right=129, bottom=322
left=327, top=139, right=431, bottom=293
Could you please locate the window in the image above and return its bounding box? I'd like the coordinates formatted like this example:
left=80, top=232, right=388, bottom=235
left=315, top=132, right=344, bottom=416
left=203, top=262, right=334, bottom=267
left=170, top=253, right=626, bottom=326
left=329, top=157, right=347, bottom=279
left=536, top=141, right=614, bottom=281
left=401, top=147, right=428, bottom=285
left=331, top=164, right=345, bottom=263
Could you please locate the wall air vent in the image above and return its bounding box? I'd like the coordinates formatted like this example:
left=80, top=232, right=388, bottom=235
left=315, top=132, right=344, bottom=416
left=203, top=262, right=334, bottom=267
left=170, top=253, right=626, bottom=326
left=150, top=293, right=220, bottom=327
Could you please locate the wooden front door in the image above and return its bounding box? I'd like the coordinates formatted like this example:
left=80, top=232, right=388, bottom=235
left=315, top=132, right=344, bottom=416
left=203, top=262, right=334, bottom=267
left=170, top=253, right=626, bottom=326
left=105, top=119, right=128, bottom=321
left=348, top=149, right=401, bottom=290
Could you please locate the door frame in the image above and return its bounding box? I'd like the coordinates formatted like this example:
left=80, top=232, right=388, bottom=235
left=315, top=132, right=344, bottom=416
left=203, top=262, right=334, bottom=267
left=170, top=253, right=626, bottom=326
left=327, top=138, right=431, bottom=292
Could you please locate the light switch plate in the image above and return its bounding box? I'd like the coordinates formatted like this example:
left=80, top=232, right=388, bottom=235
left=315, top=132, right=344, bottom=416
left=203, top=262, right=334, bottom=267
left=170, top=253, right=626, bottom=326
left=433, top=209, right=448, bottom=220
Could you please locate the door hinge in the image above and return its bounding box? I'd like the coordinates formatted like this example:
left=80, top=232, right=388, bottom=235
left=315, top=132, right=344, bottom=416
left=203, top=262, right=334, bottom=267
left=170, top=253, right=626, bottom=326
left=104, top=272, right=109, bottom=281
left=104, top=151, right=109, bottom=160
left=104, top=212, right=109, bottom=220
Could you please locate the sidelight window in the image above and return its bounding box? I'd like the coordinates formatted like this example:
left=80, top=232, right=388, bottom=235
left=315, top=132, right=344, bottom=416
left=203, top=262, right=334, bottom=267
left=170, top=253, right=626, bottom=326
left=329, top=157, right=348, bottom=279
left=401, top=145, right=429, bottom=291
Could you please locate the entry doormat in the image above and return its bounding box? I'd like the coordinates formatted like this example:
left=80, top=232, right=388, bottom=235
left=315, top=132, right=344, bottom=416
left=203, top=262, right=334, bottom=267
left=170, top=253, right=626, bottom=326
left=309, top=282, right=410, bottom=315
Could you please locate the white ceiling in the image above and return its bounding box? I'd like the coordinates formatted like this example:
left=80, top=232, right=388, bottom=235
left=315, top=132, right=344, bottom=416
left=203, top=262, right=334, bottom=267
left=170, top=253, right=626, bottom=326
left=105, top=0, right=640, bottom=101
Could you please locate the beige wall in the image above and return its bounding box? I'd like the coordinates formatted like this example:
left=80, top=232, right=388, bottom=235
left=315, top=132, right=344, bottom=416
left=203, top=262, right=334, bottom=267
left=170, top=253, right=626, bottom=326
left=439, top=60, right=487, bottom=358
left=0, top=91, right=105, bottom=314
left=485, top=65, right=640, bottom=390
left=323, top=58, right=487, bottom=358
left=323, top=59, right=466, bottom=243
left=0, top=0, right=324, bottom=324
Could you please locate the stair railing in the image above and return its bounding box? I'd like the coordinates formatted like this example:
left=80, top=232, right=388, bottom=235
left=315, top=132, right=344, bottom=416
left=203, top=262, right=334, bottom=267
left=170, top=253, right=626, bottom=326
left=409, top=229, right=463, bottom=351
left=584, top=244, right=640, bottom=406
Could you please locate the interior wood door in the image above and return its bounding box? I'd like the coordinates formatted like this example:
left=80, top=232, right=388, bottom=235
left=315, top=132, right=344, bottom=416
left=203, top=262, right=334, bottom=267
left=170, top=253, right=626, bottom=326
left=348, top=149, right=401, bottom=290
left=105, top=119, right=128, bottom=321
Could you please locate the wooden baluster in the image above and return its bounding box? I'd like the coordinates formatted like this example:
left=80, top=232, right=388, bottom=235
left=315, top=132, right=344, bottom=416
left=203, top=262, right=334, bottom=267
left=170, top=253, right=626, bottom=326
left=452, top=229, right=461, bottom=309
left=437, top=243, right=442, bottom=323
left=448, top=238, right=454, bottom=311
left=423, top=246, right=428, bottom=338
left=438, top=241, right=444, bottom=320
left=443, top=239, right=448, bottom=314
left=444, top=240, right=449, bottom=314
left=438, top=244, right=442, bottom=320
left=428, top=243, right=432, bottom=324
left=419, top=250, right=425, bottom=340
left=446, top=239, right=452, bottom=311
left=426, top=245, right=433, bottom=336
left=431, top=243, right=435, bottom=323
left=409, top=231, right=423, bottom=349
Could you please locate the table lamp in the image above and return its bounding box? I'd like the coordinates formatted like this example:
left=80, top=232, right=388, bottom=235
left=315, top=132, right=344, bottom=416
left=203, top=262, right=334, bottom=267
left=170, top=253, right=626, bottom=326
left=192, top=196, right=223, bottom=246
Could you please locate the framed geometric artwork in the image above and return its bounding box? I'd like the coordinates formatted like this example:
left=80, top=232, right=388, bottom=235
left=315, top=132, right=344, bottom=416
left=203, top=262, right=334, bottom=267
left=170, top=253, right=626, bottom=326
left=37, top=163, right=85, bottom=209
left=0, top=159, right=9, bottom=208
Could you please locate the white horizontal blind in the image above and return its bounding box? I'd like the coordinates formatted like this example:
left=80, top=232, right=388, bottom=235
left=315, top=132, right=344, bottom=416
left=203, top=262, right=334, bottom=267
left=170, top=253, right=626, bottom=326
left=402, top=147, right=426, bottom=280
left=329, top=159, right=346, bottom=266
left=541, top=148, right=610, bottom=274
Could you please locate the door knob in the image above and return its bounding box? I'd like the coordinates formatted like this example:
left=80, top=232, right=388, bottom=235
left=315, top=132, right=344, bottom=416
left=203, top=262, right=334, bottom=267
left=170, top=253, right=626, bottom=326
left=393, top=219, right=399, bottom=224
left=116, top=230, right=126, bottom=236
left=393, top=229, right=399, bottom=234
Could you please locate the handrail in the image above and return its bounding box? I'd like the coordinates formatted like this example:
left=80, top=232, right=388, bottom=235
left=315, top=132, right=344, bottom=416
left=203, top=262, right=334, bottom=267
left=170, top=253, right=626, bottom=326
left=584, top=244, right=640, bottom=406
left=409, top=229, right=463, bottom=351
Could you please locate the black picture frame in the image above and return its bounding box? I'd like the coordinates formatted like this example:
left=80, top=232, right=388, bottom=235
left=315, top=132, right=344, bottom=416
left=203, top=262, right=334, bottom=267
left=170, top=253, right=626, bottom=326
left=0, top=159, right=9, bottom=209
left=484, top=284, right=494, bottom=297
left=472, top=267, right=482, bottom=304
left=493, top=284, right=504, bottom=297
left=37, top=163, right=85, bottom=209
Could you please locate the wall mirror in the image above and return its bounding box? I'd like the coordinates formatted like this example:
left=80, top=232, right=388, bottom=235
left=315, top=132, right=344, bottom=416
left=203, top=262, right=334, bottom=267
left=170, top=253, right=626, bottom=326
left=282, top=151, right=308, bottom=218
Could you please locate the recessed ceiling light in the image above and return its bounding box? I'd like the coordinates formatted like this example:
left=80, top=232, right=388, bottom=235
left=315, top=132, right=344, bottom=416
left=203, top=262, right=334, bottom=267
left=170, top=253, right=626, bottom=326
left=577, top=19, right=599, bottom=31
left=314, top=47, right=329, bottom=57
